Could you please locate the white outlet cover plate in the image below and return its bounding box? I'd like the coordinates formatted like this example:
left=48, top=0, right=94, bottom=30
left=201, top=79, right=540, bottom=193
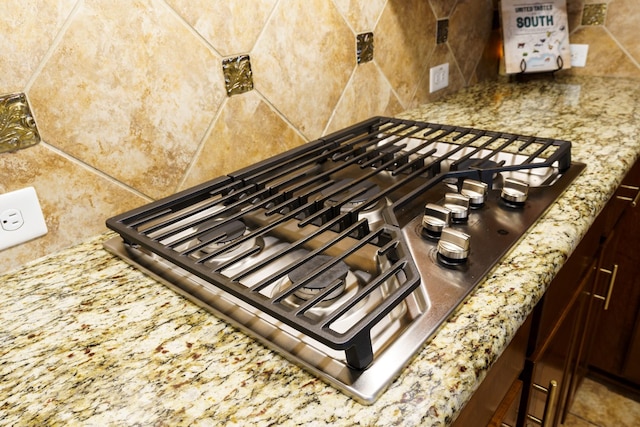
left=0, top=187, right=48, bottom=251
left=570, top=44, right=589, bottom=67
left=429, top=63, right=449, bottom=93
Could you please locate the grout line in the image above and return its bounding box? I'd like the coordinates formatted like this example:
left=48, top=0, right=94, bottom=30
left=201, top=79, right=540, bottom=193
left=24, top=0, right=85, bottom=93
left=602, top=26, right=640, bottom=71
left=322, top=62, right=358, bottom=136
left=159, top=0, right=223, bottom=58
left=175, top=96, right=228, bottom=191
left=249, top=0, right=281, bottom=59
left=41, top=141, right=153, bottom=203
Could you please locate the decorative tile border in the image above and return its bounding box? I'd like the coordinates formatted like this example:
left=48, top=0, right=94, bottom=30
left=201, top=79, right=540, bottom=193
left=0, top=93, right=40, bottom=154
left=222, top=55, right=254, bottom=96
left=357, top=32, right=374, bottom=64
left=582, top=4, right=607, bottom=26
left=437, top=19, right=449, bottom=44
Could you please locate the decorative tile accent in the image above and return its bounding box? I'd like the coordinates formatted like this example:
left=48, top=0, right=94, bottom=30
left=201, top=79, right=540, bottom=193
left=436, top=19, right=449, bottom=44
left=0, top=93, right=40, bottom=154
left=582, top=4, right=607, bottom=26
left=357, top=32, right=374, bottom=63
left=28, top=1, right=225, bottom=201
left=222, top=55, right=254, bottom=96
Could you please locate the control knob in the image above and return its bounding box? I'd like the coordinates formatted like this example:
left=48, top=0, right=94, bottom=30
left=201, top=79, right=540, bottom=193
left=461, top=179, right=488, bottom=207
left=444, top=192, right=470, bottom=222
left=501, top=177, right=529, bottom=206
left=422, top=203, right=450, bottom=238
left=437, top=228, right=471, bottom=264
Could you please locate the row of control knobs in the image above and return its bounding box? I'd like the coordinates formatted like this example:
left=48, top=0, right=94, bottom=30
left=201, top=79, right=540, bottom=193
left=422, top=177, right=530, bottom=264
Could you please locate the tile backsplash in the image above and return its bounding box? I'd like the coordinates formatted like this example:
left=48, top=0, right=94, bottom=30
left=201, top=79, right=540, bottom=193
left=0, top=0, right=496, bottom=272
left=1, top=0, right=639, bottom=272
left=563, top=0, right=640, bottom=78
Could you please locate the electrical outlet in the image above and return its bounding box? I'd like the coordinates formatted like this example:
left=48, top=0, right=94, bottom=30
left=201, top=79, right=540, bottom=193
left=429, top=63, right=449, bottom=93
left=0, top=187, right=47, bottom=251
left=570, top=44, right=589, bottom=67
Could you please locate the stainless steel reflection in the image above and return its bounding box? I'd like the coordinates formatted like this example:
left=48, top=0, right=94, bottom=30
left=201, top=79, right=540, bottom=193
left=105, top=117, right=584, bottom=404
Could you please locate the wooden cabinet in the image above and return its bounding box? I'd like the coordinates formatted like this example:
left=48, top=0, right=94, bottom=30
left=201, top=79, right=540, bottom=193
left=452, top=316, right=531, bottom=427
left=623, top=320, right=640, bottom=383
left=455, top=159, right=640, bottom=426
left=586, top=160, right=640, bottom=386
left=517, top=158, right=640, bottom=426
left=518, top=234, right=600, bottom=427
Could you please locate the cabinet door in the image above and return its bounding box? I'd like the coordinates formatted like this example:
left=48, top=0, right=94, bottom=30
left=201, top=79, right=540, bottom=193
left=523, top=259, right=598, bottom=427
left=622, top=317, right=640, bottom=383
left=587, top=170, right=640, bottom=381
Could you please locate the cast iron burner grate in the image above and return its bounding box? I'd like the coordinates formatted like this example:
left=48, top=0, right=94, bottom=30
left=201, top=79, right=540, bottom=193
left=106, top=116, right=574, bottom=372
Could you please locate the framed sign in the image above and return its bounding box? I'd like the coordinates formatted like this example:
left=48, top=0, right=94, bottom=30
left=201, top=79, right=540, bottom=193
left=500, top=0, right=571, bottom=74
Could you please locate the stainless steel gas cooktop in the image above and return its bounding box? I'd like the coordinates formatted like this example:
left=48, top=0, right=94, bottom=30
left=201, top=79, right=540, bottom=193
left=104, top=116, right=584, bottom=403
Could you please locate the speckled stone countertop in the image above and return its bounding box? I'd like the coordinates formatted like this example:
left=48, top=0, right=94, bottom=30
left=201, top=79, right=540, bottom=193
left=2, top=76, right=639, bottom=426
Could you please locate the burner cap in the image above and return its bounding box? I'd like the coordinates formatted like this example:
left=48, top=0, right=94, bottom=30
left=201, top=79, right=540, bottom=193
left=454, top=158, right=501, bottom=171
left=289, top=255, right=349, bottom=301
left=323, top=179, right=380, bottom=211
left=199, top=219, right=246, bottom=245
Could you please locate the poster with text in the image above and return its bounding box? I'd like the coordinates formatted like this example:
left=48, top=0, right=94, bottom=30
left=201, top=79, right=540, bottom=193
left=500, top=0, right=571, bottom=74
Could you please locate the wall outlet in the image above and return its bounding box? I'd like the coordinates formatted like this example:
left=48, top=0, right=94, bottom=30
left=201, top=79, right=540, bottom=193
left=570, top=44, right=589, bottom=67
left=0, top=187, right=48, bottom=251
left=429, top=63, right=449, bottom=93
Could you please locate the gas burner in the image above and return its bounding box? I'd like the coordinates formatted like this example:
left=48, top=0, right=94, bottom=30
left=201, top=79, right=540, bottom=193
left=200, top=219, right=247, bottom=248
left=288, top=254, right=349, bottom=302
left=323, top=179, right=380, bottom=210
left=106, top=116, right=584, bottom=403
left=272, top=254, right=367, bottom=333
left=453, top=157, right=502, bottom=172
left=318, top=178, right=389, bottom=229
left=190, top=219, right=262, bottom=269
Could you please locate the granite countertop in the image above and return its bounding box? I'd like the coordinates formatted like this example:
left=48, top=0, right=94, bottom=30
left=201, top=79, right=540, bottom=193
left=2, top=76, right=639, bottom=426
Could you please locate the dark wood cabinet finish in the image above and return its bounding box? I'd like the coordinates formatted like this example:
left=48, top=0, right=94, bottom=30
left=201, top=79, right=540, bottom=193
left=452, top=316, right=531, bottom=427
left=519, top=252, right=599, bottom=427
left=517, top=159, right=640, bottom=426
left=587, top=159, right=640, bottom=386
left=454, top=159, right=640, bottom=426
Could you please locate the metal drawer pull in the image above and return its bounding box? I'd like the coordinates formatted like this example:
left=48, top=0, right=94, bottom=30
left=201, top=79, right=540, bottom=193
left=527, top=380, right=558, bottom=426
left=593, top=264, right=619, bottom=310
left=616, top=184, right=640, bottom=207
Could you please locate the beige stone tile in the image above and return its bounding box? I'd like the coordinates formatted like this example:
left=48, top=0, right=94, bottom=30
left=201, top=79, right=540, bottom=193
left=429, top=0, right=457, bottom=18
left=564, top=26, right=640, bottom=79
left=325, top=61, right=403, bottom=134
left=474, top=29, right=502, bottom=83
left=411, top=44, right=466, bottom=108
left=570, top=377, right=640, bottom=427
left=0, top=0, right=77, bottom=91
left=449, top=0, right=494, bottom=84
left=567, top=0, right=586, bottom=32
left=252, top=0, right=355, bottom=140
left=28, top=0, right=226, bottom=200
left=606, top=0, right=640, bottom=63
left=166, top=0, right=277, bottom=55
left=333, top=0, right=386, bottom=32
left=375, top=0, right=437, bottom=107
left=0, top=144, right=147, bottom=273
left=562, top=413, right=595, bottom=427
left=180, top=90, right=307, bottom=190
